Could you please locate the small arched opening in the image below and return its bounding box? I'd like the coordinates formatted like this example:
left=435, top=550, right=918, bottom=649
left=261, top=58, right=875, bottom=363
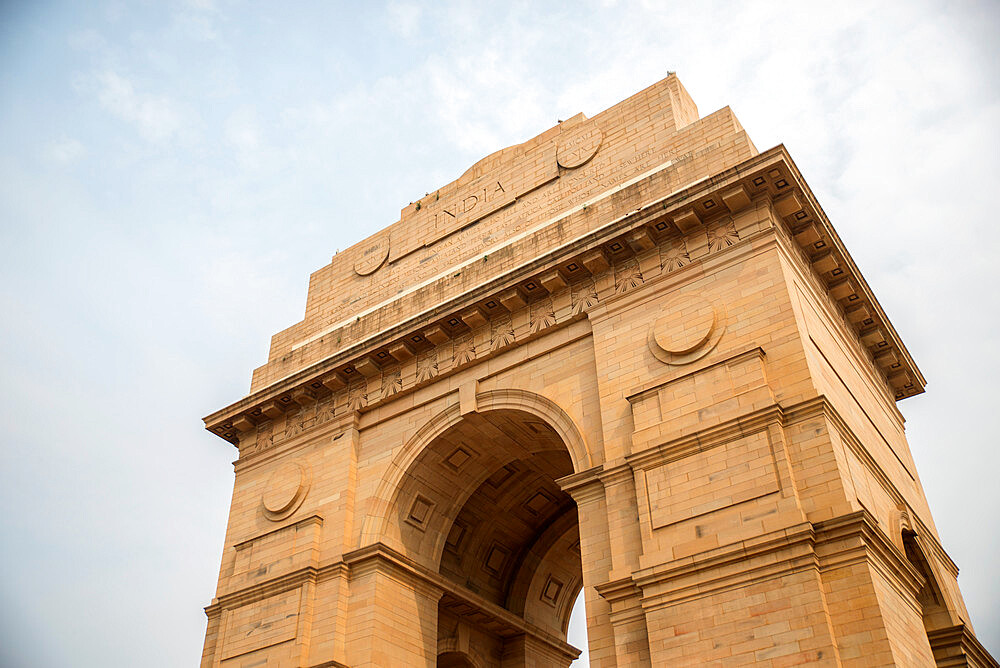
left=437, top=650, right=477, bottom=668
left=902, top=529, right=949, bottom=632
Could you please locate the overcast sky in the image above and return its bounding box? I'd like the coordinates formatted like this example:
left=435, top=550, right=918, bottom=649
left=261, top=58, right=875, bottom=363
left=1, top=1, right=998, bottom=666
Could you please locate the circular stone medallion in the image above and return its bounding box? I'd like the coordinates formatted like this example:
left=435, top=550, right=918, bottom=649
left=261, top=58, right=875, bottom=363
left=648, top=294, right=726, bottom=365
left=556, top=120, right=603, bottom=169
left=262, top=461, right=309, bottom=520
left=354, top=235, right=390, bottom=276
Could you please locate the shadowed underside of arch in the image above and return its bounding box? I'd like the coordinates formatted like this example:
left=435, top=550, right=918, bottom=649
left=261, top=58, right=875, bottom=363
left=364, top=400, right=583, bottom=666
left=372, top=401, right=585, bottom=666
left=360, top=388, right=593, bottom=552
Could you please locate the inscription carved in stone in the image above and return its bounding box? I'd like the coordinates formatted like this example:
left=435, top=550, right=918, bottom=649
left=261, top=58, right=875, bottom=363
left=354, top=235, right=390, bottom=276
left=556, top=119, right=603, bottom=169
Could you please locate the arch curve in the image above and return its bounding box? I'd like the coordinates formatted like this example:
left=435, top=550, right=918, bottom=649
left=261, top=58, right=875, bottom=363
left=359, top=388, right=592, bottom=548
left=436, top=638, right=485, bottom=668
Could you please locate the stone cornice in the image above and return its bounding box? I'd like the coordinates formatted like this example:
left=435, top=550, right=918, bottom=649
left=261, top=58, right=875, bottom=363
left=205, top=540, right=580, bottom=660
left=231, top=514, right=323, bottom=551
left=613, top=511, right=928, bottom=618
left=804, top=399, right=959, bottom=577
left=592, top=576, right=647, bottom=625
left=204, top=146, right=924, bottom=445
left=342, top=542, right=579, bottom=657
left=813, top=510, right=925, bottom=609
left=632, top=521, right=820, bottom=612
left=204, top=565, right=321, bottom=617
left=776, top=150, right=925, bottom=392
left=639, top=344, right=767, bottom=393
left=555, top=465, right=605, bottom=502
left=927, top=624, right=1000, bottom=667
left=626, top=398, right=785, bottom=471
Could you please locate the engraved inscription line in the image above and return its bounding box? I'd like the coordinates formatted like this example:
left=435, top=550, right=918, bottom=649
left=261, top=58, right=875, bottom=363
left=287, top=156, right=683, bottom=358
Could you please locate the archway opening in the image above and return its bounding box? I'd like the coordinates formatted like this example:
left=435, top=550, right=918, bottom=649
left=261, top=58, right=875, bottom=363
left=567, top=590, right=590, bottom=666
left=902, top=530, right=949, bottom=632
left=437, top=650, right=476, bottom=668
left=390, top=408, right=585, bottom=667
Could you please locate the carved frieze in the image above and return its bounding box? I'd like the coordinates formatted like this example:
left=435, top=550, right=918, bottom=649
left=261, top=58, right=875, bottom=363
left=347, top=382, right=368, bottom=413
left=571, top=279, right=599, bottom=315
left=489, top=315, right=515, bottom=352
left=381, top=367, right=402, bottom=400
left=706, top=218, right=739, bottom=252
left=250, top=420, right=273, bottom=455
left=213, top=158, right=921, bottom=448
left=529, top=298, right=556, bottom=334
left=453, top=334, right=476, bottom=367
left=660, top=237, right=690, bottom=273
left=416, top=350, right=438, bottom=384
left=614, top=258, right=643, bottom=295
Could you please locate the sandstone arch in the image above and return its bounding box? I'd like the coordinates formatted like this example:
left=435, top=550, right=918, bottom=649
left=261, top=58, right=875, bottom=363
left=360, top=388, right=592, bottom=552
left=358, top=403, right=589, bottom=666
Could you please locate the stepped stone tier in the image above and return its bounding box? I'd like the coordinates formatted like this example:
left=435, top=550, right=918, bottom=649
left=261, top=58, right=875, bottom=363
left=202, top=75, right=997, bottom=667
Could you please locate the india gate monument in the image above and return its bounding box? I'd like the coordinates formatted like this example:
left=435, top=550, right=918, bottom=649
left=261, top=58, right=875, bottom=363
left=200, top=75, right=996, bottom=667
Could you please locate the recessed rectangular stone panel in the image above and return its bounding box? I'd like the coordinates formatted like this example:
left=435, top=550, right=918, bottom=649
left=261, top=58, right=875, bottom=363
left=406, top=495, right=433, bottom=530
left=227, top=516, right=322, bottom=594
left=221, top=588, right=301, bottom=660
left=483, top=542, right=510, bottom=576
left=486, top=465, right=516, bottom=489
left=523, top=490, right=554, bottom=516
left=445, top=521, right=467, bottom=552
left=444, top=446, right=473, bottom=471
left=540, top=576, right=564, bottom=606
left=645, top=430, right=780, bottom=530
left=394, top=141, right=558, bottom=261
left=628, top=348, right=774, bottom=448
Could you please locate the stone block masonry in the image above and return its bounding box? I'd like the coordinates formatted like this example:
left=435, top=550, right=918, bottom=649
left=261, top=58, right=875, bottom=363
left=202, top=74, right=997, bottom=667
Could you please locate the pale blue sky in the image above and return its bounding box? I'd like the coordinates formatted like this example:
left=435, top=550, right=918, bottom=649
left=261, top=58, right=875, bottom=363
left=1, top=1, right=998, bottom=666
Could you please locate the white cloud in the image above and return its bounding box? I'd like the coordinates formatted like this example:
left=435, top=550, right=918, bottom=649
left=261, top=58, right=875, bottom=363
left=171, top=0, right=223, bottom=42
left=67, top=28, right=107, bottom=52
left=94, top=70, right=183, bottom=142
left=223, top=106, right=263, bottom=165
left=43, top=138, right=86, bottom=165
left=185, top=0, right=217, bottom=10
left=387, top=2, right=422, bottom=38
